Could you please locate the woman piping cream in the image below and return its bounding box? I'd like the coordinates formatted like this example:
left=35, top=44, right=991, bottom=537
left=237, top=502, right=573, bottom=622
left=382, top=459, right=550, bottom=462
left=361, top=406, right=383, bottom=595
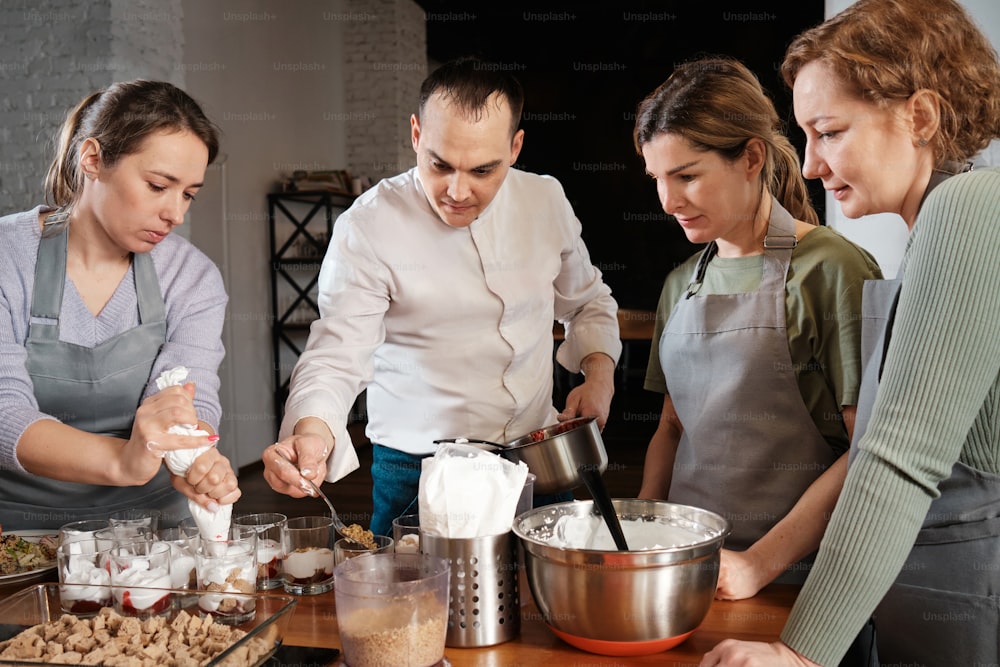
left=635, top=58, right=881, bottom=601
left=702, top=1, right=1000, bottom=665
left=0, top=80, right=239, bottom=530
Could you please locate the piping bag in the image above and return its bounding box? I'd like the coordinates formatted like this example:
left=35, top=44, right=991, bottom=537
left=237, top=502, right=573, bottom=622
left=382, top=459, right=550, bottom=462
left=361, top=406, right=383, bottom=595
left=155, top=367, right=231, bottom=552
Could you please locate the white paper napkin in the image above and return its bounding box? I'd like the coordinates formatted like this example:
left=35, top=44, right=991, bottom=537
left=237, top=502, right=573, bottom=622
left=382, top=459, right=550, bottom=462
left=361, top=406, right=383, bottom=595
left=155, top=367, right=232, bottom=545
left=418, top=442, right=528, bottom=538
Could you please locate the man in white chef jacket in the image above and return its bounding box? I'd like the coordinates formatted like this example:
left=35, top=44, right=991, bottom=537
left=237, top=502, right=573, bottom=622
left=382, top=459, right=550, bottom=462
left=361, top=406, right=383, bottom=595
left=263, top=56, right=622, bottom=536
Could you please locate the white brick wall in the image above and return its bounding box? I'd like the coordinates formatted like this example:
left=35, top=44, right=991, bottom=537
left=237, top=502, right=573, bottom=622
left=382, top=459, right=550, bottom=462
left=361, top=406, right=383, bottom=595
left=343, top=0, right=426, bottom=182
left=110, top=0, right=184, bottom=85
left=0, top=0, right=182, bottom=211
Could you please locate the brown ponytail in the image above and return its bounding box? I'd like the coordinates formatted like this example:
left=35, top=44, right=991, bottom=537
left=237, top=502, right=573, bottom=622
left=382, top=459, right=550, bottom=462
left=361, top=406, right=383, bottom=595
left=634, top=57, right=818, bottom=226
left=44, top=92, right=102, bottom=209
left=43, top=80, right=220, bottom=209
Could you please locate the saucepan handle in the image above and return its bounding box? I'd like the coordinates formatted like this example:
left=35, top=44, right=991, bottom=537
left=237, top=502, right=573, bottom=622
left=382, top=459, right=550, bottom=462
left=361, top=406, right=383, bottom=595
left=432, top=437, right=505, bottom=452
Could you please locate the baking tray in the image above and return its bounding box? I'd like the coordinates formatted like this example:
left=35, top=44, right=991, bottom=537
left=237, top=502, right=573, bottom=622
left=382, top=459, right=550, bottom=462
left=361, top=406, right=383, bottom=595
left=0, top=584, right=297, bottom=666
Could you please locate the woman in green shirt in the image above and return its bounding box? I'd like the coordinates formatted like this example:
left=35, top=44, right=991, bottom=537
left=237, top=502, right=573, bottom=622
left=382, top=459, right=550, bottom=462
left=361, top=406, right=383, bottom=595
left=703, top=0, right=1000, bottom=665
left=635, top=58, right=881, bottom=601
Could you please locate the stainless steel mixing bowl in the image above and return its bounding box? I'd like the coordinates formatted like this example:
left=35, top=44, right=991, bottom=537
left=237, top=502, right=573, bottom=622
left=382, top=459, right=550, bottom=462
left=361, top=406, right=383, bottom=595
left=513, top=499, right=730, bottom=652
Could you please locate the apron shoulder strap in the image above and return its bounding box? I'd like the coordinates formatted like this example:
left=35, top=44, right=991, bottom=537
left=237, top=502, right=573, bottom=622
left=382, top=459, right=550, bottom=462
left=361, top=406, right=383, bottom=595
left=28, top=221, right=69, bottom=341
left=132, top=251, right=166, bottom=324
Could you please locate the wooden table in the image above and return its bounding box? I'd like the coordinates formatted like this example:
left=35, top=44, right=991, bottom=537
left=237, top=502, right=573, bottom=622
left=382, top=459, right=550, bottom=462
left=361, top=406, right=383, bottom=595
left=283, top=581, right=799, bottom=666
left=0, top=572, right=797, bottom=666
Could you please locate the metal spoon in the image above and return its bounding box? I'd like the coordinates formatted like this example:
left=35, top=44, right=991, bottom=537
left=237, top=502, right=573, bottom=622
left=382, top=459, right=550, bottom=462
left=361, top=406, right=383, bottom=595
left=274, top=448, right=369, bottom=547
left=578, top=464, right=629, bottom=551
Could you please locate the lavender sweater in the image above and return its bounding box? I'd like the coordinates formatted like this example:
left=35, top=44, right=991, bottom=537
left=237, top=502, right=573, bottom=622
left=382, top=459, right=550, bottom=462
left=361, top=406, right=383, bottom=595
left=0, top=206, right=227, bottom=473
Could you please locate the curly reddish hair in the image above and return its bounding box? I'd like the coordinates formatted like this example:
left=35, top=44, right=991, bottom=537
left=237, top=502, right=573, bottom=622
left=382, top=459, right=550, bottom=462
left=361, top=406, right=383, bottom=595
left=781, top=0, right=1000, bottom=166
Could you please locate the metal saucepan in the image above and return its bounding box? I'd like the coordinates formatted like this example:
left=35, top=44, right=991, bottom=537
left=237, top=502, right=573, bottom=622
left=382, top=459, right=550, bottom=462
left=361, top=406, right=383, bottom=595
left=435, top=416, right=608, bottom=495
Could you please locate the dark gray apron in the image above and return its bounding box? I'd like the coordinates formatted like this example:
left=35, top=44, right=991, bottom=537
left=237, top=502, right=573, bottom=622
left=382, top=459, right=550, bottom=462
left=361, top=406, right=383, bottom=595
left=0, top=222, right=186, bottom=530
left=848, top=171, right=1000, bottom=666
left=660, top=199, right=837, bottom=574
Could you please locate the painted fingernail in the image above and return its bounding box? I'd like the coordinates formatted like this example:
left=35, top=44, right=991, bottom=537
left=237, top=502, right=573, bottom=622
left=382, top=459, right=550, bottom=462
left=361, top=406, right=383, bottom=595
left=208, top=435, right=220, bottom=443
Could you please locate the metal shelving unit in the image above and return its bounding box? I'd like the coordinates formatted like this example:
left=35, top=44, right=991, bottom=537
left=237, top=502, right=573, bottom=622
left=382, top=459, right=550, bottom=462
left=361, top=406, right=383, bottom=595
left=267, top=190, right=356, bottom=429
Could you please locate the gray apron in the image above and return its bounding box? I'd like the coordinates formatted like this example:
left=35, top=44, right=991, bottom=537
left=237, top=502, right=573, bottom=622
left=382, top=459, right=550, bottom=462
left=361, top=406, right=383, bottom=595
left=660, top=199, right=838, bottom=573
left=848, top=171, right=1000, bottom=666
left=0, top=222, right=186, bottom=530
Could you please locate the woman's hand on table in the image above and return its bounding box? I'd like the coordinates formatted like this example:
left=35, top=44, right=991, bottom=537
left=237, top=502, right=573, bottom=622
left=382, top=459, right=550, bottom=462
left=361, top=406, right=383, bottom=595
left=716, top=548, right=770, bottom=600
left=119, top=383, right=219, bottom=486
left=701, top=640, right=821, bottom=667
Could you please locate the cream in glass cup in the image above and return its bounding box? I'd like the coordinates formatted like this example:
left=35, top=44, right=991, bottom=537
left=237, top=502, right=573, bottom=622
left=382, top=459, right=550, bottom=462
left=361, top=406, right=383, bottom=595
left=195, top=538, right=257, bottom=624
left=392, top=514, right=421, bottom=554
left=282, top=516, right=335, bottom=595
left=57, top=537, right=112, bottom=615
left=334, top=535, right=394, bottom=566
left=233, top=512, right=287, bottom=590
left=109, top=539, right=173, bottom=617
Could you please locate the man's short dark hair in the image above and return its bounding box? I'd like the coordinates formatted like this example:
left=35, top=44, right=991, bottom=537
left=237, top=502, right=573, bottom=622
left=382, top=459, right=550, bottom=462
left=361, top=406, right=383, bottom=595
left=418, top=56, right=524, bottom=137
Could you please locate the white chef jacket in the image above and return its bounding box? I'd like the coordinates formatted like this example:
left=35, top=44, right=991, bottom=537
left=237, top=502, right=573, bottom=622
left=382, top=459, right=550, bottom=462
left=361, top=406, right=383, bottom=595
left=280, top=167, right=621, bottom=483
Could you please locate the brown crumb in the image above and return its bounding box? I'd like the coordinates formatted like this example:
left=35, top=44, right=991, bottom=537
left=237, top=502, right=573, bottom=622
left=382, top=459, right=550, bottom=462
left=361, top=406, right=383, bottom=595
left=342, top=523, right=376, bottom=550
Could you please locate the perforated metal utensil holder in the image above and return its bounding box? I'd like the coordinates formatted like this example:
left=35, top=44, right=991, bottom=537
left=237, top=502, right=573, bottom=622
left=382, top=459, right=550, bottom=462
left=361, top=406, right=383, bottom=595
left=420, top=530, right=520, bottom=647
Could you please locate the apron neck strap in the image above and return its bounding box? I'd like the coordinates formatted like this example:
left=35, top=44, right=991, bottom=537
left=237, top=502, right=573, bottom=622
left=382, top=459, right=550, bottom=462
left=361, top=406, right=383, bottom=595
left=29, top=221, right=166, bottom=337
left=29, top=223, right=69, bottom=340
left=133, top=251, right=165, bottom=323
left=685, top=196, right=797, bottom=298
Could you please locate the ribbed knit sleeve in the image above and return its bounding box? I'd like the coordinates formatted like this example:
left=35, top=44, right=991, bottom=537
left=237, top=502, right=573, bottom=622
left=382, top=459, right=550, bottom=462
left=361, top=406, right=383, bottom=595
left=781, top=168, right=1000, bottom=666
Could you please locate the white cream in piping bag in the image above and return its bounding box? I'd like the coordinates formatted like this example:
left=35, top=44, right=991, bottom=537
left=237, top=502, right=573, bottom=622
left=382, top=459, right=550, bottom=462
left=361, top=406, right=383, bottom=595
left=156, top=367, right=232, bottom=551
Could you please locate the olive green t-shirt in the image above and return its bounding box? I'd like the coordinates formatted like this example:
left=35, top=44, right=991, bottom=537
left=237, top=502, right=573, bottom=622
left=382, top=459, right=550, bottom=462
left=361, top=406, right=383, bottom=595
left=644, top=225, right=883, bottom=456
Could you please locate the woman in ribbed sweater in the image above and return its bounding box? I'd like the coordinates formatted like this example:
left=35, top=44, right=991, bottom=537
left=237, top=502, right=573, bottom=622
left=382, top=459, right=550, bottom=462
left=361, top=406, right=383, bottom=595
left=702, top=1, right=1000, bottom=666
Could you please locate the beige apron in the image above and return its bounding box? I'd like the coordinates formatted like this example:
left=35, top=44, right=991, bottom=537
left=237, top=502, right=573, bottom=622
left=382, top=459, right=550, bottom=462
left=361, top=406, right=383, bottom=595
left=659, top=199, right=837, bottom=578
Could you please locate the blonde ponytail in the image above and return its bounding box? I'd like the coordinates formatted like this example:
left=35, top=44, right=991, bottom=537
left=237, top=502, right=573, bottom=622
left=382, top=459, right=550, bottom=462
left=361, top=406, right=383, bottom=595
left=768, top=134, right=818, bottom=226
left=635, top=57, right=817, bottom=225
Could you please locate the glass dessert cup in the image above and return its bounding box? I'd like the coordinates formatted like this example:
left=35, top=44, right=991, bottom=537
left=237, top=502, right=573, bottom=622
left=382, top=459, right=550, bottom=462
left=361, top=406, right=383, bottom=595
left=108, top=539, right=174, bottom=618
left=282, top=516, right=335, bottom=595
left=233, top=512, right=288, bottom=591
left=195, top=538, right=258, bottom=625
left=56, top=538, right=112, bottom=616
